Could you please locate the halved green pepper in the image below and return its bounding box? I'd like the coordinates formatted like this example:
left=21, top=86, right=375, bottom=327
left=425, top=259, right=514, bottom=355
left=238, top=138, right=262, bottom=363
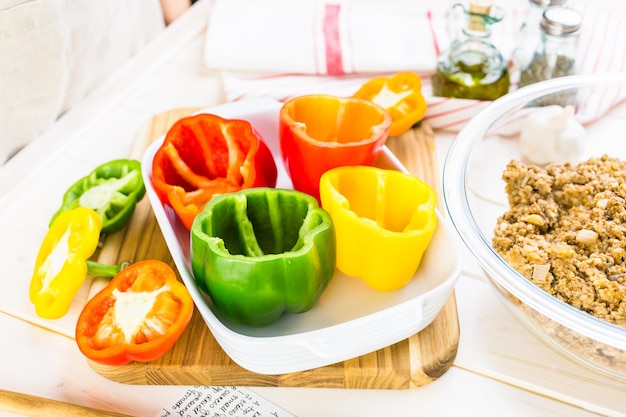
left=51, top=159, right=145, bottom=234
left=190, top=188, right=336, bottom=327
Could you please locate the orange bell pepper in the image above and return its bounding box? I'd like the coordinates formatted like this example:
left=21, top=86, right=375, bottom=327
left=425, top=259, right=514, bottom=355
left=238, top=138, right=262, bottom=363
left=319, top=166, right=437, bottom=291
left=352, top=72, right=427, bottom=137
left=75, top=260, right=194, bottom=366
left=279, top=94, right=391, bottom=201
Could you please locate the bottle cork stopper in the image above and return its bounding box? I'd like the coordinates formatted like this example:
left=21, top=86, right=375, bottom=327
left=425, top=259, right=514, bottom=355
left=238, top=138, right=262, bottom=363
left=468, top=0, right=493, bottom=32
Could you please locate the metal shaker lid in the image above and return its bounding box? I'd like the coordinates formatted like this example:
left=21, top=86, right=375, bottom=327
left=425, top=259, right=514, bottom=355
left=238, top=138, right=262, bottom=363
left=530, top=0, right=567, bottom=7
left=541, top=7, right=582, bottom=35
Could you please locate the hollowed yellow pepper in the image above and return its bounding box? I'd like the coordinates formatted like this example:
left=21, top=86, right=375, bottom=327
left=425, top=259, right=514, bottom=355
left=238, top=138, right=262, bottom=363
left=319, top=166, right=437, bottom=291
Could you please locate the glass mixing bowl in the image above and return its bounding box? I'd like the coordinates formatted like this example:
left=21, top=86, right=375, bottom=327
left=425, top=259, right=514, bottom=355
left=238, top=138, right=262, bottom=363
left=443, top=73, right=626, bottom=381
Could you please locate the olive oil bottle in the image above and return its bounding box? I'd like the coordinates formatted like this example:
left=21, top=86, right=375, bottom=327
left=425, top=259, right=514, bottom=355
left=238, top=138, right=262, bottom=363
left=432, top=0, right=510, bottom=101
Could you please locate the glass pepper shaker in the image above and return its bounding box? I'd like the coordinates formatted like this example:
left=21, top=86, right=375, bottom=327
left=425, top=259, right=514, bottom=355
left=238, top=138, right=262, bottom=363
left=432, top=0, right=510, bottom=101
left=519, top=6, right=582, bottom=104
left=511, top=0, right=568, bottom=80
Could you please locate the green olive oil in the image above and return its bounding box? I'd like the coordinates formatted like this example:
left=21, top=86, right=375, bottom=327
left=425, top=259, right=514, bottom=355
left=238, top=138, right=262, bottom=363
left=432, top=41, right=510, bottom=101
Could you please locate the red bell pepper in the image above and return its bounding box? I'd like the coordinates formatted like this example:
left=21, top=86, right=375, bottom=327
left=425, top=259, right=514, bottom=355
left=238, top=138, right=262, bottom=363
left=151, top=113, right=278, bottom=229
left=75, top=260, right=194, bottom=366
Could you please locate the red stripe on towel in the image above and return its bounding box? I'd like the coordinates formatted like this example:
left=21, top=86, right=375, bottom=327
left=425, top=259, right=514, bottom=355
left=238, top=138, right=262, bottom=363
left=426, top=100, right=484, bottom=119
left=427, top=10, right=440, bottom=57
left=323, top=4, right=344, bottom=75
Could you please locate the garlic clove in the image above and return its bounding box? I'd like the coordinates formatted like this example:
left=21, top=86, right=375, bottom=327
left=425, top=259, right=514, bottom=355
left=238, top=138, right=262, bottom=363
left=519, top=104, right=586, bottom=165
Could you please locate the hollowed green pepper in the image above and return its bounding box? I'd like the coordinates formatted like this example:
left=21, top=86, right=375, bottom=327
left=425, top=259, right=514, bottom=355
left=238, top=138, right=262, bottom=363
left=190, top=188, right=336, bottom=327
left=51, top=159, right=146, bottom=234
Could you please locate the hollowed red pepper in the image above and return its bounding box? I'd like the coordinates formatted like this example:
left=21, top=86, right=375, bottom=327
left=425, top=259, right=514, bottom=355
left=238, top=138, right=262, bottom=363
left=151, top=113, right=278, bottom=229
left=75, top=260, right=194, bottom=366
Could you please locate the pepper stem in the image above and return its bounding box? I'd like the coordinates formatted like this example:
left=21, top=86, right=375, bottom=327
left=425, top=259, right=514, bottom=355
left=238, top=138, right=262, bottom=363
left=86, top=260, right=131, bottom=278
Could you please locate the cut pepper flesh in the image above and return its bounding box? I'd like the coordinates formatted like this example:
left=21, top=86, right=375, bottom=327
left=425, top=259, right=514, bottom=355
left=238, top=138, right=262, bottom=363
left=51, top=159, right=145, bottom=234
left=30, top=207, right=102, bottom=319
left=75, top=260, right=194, bottom=366
left=352, top=72, right=427, bottom=137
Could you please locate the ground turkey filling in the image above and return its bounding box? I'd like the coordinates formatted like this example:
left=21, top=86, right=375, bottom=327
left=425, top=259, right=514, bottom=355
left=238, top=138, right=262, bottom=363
left=492, top=154, right=626, bottom=327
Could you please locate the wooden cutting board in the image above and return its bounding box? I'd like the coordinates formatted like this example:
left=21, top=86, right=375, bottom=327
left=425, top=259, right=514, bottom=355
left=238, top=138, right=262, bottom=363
left=89, top=108, right=460, bottom=389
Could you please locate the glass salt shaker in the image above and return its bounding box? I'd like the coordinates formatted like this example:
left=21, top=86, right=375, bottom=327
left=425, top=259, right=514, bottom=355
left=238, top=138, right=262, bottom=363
left=511, top=0, right=568, bottom=76
left=519, top=7, right=582, bottom=87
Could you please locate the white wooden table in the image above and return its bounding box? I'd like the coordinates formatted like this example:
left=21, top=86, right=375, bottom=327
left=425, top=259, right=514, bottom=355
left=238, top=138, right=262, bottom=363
left=1, top=1, right=625, bottom=416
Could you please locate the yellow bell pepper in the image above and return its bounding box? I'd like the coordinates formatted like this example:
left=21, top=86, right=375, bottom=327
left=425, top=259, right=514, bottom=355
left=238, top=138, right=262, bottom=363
left=319, top=166, right=437, bottom=291
left=30, top=206, right=102, bottom=319
left=352, top=72, right=427, bottom=137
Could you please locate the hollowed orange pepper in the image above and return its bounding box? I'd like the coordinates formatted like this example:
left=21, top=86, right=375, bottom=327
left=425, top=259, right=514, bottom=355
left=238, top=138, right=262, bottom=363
left=279, top=94, right=391, bottom=201
left=352, top=72, right=427, bottom=137
left=319, top=166, right=437, bottom=291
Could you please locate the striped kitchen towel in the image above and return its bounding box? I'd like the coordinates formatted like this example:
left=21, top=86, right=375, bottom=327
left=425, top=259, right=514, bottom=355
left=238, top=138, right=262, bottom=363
left=204, top=0, right=626, bottom=132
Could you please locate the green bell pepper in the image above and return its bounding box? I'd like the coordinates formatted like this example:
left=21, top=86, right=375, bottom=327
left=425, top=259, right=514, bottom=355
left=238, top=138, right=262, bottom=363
left=51, top=159, right=146, bottom=234
left=190, top=188, right=336, bottom=327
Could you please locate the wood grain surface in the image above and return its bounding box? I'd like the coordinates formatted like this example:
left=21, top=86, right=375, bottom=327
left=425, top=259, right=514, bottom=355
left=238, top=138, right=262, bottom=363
left=89, top=109, right=460, bottom=389
left=0, top=389, right=133, bottom=417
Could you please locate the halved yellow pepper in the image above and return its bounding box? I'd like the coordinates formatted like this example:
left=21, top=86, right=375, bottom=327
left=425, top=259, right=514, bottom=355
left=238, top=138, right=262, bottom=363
left=319, top=166, right=437, bottom=291
left=30, top=207, right=102, bottom=319
left=352, top=72, right=427, bottom=137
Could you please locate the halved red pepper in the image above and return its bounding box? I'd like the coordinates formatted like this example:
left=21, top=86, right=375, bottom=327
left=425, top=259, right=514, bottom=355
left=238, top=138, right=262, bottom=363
left=151, top=114, right=278, bottom=229
left=75, top=260, right=194, bottom=366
